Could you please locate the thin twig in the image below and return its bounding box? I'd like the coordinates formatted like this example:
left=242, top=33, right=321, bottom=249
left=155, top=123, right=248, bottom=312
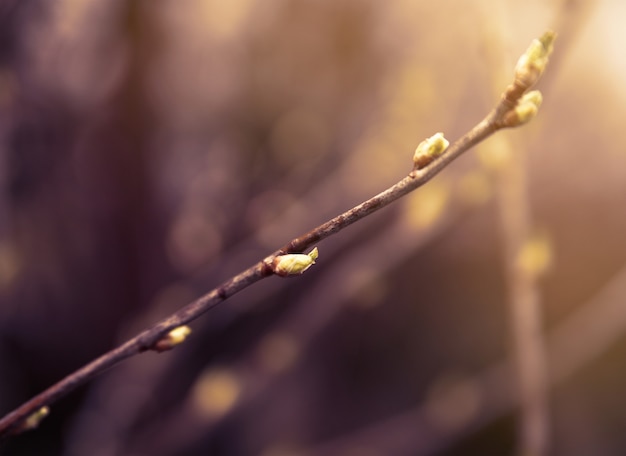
left=0, top=31, right=555, bottom=439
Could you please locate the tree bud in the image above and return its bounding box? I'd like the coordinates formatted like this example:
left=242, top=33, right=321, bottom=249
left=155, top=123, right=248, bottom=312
left=19, top=406, right=50, bottom=432
left=154, top=325, right=192, bottom=352
left=412, top=132, right=449, bottom=171
left=272, top=247, right=318, bottom=277
left=514, top=30, right=556, bottom=90
left=502, top=90, right=543, bottom=127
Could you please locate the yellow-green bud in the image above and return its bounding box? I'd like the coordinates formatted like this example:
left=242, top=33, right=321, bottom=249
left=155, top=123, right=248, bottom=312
left=502, top=90, right=543, bottom=127
left=412, top=132, right=449, bottom=171
left=21, top=406, right=50, bottom=431
left=154, top=325, right=192, bottom=352
left=272, top=247, right=318, bottom=277
left=514, top=30, right=556, bottom=90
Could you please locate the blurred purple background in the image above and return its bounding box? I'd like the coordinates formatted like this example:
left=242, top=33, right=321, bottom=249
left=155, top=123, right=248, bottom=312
left=2, top=1, right=626, bottom=455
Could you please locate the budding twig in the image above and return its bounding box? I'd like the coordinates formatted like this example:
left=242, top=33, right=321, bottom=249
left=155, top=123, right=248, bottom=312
left=0, top=30, right=555, bottom=439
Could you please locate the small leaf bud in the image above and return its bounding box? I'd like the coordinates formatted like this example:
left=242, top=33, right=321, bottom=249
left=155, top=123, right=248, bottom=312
left=20, top=406, right=50, bottom=432
left=502, top=90, right=543, bottom=127
left=272, top=247, right=318, bottom=277
left=514, top=30, right=556, bottom=90
left=412, top=132, right=449, bottom=171
left=154, top=325, right=192, bottom=352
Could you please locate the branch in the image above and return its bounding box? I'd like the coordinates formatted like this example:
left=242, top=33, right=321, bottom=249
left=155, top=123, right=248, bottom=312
left=0, top=30, right=556, bottom=439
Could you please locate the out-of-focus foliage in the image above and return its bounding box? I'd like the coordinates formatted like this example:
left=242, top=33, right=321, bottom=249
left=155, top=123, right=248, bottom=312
left=2, top=1, right=626, bottom=455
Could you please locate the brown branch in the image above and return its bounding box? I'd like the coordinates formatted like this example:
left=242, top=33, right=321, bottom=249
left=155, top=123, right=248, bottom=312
left=0, top=31, right=556, bottom=439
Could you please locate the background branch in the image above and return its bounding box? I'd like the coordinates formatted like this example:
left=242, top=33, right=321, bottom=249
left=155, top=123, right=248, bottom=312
left=495, top=136, right=550, bottom=456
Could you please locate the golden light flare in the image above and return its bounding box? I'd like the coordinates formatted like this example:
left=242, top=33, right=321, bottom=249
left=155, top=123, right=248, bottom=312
left=54, top=0, right=89, bottom=39
left=404, top=179, right=450, bottom=230
left=517, top=232, right=553, bottom=278
left=192, top=368, right=241, bottom=419
left=476, top=134, right=515, bottom=172
left=198, top=0, right=255, bottom=40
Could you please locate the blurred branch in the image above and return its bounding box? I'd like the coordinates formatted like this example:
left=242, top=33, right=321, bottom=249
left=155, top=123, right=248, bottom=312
left=0, top=31, right=556, bottom=439
left=495, top=136, right=550, bottom=456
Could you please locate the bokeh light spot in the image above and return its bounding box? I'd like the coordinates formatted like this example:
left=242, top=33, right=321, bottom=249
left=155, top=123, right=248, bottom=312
left=193, top=368, right=241, bottom=419
left=404, top=179, right=450, bottom=230
left=257, top=331, right=300, bottom=374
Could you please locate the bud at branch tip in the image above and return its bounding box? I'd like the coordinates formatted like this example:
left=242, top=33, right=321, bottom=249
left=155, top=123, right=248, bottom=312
left=514, top=30, right=556, bottom=91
